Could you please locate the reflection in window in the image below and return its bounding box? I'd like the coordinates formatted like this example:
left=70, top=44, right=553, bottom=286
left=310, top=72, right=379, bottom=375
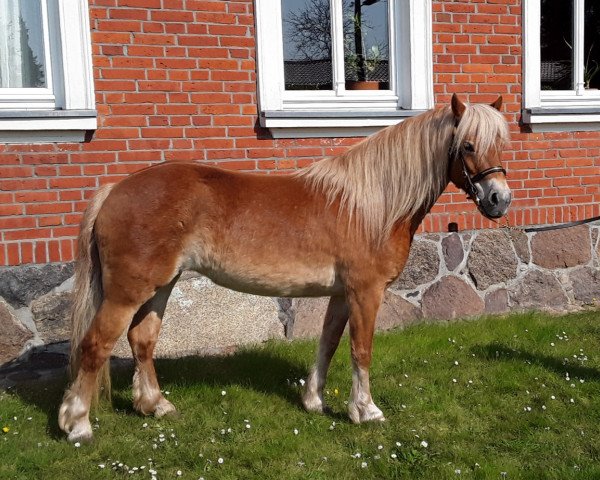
left=540, top=0, right=573, bottom=90
left=282, top=0, right=333, bottom=91
left=343, top=0, right=389, bottom=90
left=584, top=2, right=600, bottom=89
left=0, top=0, right=46, bottom=88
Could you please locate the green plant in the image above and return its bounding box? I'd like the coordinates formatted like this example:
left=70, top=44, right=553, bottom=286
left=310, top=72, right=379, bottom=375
left=563, top=39, right=600, bottom=89
left=584, top=44, right=600, bottom=88
left=345, top=44, right=382, bottom=81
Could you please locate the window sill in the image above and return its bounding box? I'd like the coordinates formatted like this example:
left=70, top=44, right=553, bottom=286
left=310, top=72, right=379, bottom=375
left=0, top=110, right=97, bottom=143
left=522, top=106, right=600, bottom=132
left=260, top=109, right=426, bottom=138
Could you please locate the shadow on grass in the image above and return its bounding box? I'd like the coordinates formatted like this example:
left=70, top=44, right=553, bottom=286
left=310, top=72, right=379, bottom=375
left=5, top=347, right=320, bottom=440
left=472, top=342, right=600, bottom=381
left=111, top=348, right=308, bottom=412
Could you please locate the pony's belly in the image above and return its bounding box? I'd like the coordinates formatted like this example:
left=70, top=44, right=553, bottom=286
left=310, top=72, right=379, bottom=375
left=197, top=263, right=343, bottom=297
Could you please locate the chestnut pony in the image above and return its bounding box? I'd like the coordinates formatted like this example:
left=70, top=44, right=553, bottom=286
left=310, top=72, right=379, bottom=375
left=59, top=95, right=511, bottom=442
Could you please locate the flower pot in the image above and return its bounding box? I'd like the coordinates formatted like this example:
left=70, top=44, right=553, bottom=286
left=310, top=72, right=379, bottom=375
left=345, top=80, right=381, bottom=90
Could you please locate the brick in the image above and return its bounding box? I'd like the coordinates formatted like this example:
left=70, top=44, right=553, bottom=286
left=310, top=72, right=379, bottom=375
left=48, top=240, right=61, bottom=263
left=0, top=166, right=34, bottom=177
left=7, top=243, right=20, bottom=265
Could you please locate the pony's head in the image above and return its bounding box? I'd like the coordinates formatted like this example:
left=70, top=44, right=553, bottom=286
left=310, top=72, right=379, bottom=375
left=448, top=94, right=511, bottom=219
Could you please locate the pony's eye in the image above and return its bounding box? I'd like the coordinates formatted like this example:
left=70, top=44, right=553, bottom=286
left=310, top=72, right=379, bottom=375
left=463, top=142, right=475, bottom=153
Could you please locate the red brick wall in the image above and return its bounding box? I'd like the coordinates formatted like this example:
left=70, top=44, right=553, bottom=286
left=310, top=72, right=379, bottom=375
left=0, top=0, right=599, bottom=266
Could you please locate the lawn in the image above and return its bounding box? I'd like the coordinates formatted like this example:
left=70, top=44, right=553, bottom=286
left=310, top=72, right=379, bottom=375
left=1, top=311, right=600, bottom=479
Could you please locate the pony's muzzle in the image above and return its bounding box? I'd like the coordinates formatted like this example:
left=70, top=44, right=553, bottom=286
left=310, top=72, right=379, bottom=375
left=478, top=179, right=511, bottom=219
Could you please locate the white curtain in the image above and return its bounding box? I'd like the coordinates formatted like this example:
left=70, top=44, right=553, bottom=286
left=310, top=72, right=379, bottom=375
left=0, top=0, right=46, bottom=88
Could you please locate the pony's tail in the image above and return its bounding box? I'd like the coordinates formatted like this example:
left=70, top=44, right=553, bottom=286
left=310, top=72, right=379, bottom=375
left=69, top=183, right=115, bottom=404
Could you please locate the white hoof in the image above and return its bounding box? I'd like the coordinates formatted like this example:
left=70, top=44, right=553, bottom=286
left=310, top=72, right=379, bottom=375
left=154, top=397, right=177, bottom=418
left=348, top=401, right=386, bottom=424
left=302, top=390, right=325, bottom=414
left=59, top=390, right=92, bottom=441
left=67, top=422, right=94, bottom=443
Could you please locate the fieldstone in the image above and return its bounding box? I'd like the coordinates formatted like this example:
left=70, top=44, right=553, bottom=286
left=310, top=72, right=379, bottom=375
left=112, top=276, right=285, bottom=358
left=509, top=270, right=568, bottom=310
left=291, top=292, right=422, bottom=339
left=422, top=234, right=440, bottom=242
left=569, top=267, right=600, bottom=305
left=393, top=240, right=439, bottom=289
left=531, top=225, right=591, bottom=269
left=277, top=297, right=294, bottom=338
left=421, top=276, right=485, bottom=320
left=376, top=293, right=422, bottom=331
left=441, top=233, right=464, bottom=271
left=595, top=229, right=600, bottom=265
left=0, top=263, right=74, bottom=308
left=0, top=298, right=33, bottom=365
left=31, top=291, right=73, bottom=344
left=291, top=297, right=330, bottom=338
left=591, top=227, right=599, bottom=249
left=509, top=229, right=530, bottom=263
left=485, top=289, right=510, bottom=314
left=467, top=230, right=518, bottom=290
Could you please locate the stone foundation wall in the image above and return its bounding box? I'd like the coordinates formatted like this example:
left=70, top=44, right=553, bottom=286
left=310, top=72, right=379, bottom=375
left=2, top=224, right=600, bottom=369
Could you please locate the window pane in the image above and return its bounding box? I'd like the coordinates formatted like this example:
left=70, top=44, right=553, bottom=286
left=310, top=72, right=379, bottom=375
left=0, top=0, right=46, bottom=88
left=584, top=0, right=600, bottom=89
left=282, top=0, right=333, bottom=91
left=343, top=0, right=389, bottom=90
left=540, top=0, right=574, bottom=91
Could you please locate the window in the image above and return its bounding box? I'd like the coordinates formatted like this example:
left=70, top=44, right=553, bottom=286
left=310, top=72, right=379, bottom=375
left=255, top=0, right=433, bottom=137
left=523, top=0, right=600, bottom=131
left=0, top=0, right=96, bottom=143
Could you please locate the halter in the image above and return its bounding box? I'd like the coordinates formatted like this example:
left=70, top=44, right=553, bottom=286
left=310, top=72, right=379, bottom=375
left=460, top=160, right=506, bottom=206
left=450, top=128, right=507, bottom=206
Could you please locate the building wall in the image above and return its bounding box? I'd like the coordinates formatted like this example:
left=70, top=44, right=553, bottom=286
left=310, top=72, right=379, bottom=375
left=0, top=0, right=599, bottom=266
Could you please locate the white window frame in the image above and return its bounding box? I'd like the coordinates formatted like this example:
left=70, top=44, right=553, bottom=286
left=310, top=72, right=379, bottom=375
left=255, top=0, right=433, bottom=137
left=523, top=0, right=600, bottom=131
left=0, top=0, right=55, bottom=108
left=0, top=0, right=97, bottom=143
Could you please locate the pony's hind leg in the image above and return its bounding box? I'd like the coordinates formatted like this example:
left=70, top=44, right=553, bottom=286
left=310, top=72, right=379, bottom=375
left=128, top=275, right=179, bottom=417
left=59, top=300, right=138, bottom=442
left=303, top=295, right=349, bottom=414
left=346, top=286, right=386, bottom=424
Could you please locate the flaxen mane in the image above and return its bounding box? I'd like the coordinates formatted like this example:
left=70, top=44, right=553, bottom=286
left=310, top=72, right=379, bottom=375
left=299, top=104, right=509, bottom=245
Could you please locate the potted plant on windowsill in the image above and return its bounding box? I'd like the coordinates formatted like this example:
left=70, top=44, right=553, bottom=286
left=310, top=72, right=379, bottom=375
left=344, top=0, right=385, bottom=91
left=345, top=44, right=383, bottom=90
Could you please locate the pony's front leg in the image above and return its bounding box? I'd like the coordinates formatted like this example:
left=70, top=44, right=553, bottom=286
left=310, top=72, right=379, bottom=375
left=303, top=295, right=349, bottom=413
left=346, top=286, right=386, bottom=423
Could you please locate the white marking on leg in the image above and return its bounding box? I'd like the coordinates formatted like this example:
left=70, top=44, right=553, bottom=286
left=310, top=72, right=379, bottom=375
left=132, top=365, right=176, bottom=416
left=348, top=365, right=385, bottom=424
left=58, top=384, right=93, bottom=443
left=303, top=340, right=333, bottom=413
left=302, top=366, right=324, bottom=413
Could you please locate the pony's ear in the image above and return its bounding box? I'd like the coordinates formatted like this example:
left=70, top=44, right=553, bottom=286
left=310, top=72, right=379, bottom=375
left=490, top=96, right=503, bottom=111
left=451, top=93, right=466, bottom=119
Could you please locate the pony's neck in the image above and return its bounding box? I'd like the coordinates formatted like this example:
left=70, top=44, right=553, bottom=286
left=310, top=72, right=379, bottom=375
left=299, top=106, right=456, bottom=245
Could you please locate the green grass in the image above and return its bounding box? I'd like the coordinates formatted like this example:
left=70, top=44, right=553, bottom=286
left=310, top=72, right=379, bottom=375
left=2, top=311, right=600, bottom=479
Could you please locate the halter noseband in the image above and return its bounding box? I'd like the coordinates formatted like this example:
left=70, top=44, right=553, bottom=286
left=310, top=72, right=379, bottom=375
left=460, top=162, right=507, bottom=206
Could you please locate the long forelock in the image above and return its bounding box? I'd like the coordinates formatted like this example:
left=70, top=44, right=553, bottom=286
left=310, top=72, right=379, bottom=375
left=452, top=103, right=510, bottom=162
